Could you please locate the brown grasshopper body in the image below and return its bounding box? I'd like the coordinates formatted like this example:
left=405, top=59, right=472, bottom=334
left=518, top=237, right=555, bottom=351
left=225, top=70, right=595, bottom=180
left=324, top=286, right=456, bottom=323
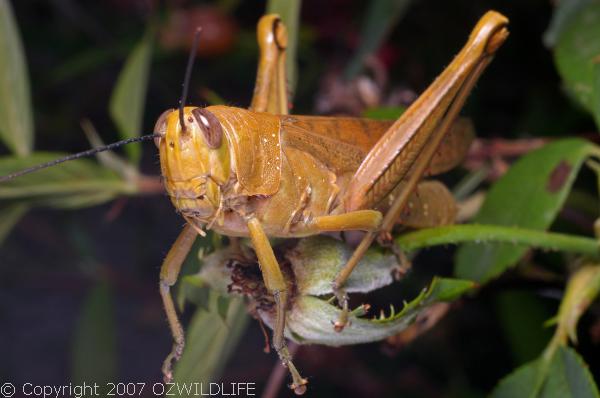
left=158, top=106, right=472, bottom=239
left=154, top=11, right=508, bottom=394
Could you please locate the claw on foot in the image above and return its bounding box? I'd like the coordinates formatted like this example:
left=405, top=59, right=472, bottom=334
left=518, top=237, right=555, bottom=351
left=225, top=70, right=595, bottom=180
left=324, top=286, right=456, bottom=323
left=290, top=380, right=308, bottom=395
left=161, top=343, right=184, bottom=383
left=333, top=320, right=346, bottom=333
left=381, top=239, right=412, bottom=280
left=286, top=360, right=308, bottom=395
left=161, top=355, right=174, bottom=383
left=278, top=345, right=308, bottom=395
left=331, top=308, right=352, bottom=332
left=331, top=287, right=349, bottom=332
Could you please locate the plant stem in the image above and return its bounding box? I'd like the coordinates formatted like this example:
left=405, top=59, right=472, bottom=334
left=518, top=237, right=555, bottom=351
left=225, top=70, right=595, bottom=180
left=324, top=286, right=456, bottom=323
left=135, top=174, right=164, bottom=195
left=396, top=224, right=599, bottom=258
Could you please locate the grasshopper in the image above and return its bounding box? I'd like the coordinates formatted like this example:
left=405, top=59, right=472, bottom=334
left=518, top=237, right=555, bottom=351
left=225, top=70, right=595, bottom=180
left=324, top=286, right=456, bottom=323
left=1, top=10, right=509, bottom=395
left=154, top=11, right=508, bottom=393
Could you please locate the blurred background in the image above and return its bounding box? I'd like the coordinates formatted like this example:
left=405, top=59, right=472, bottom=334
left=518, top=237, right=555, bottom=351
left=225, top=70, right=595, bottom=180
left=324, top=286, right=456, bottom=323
left=1, top=0, right=599, bottom=397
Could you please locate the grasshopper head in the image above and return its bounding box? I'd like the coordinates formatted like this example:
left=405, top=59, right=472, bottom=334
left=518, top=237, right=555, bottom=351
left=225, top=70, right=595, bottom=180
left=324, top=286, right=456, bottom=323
left=154, top=106, right=231, bottom=223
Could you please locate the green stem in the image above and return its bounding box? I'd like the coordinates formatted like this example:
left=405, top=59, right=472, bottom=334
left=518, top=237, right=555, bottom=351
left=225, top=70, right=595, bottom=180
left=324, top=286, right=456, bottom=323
left=396, top=224, right=600, bottom=258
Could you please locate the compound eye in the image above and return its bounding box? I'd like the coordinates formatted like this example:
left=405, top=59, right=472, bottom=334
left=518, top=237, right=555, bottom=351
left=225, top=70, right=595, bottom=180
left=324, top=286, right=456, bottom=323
left=153, top=109, right=172, bottom=148
left=192, top=108, right=223, bottom=149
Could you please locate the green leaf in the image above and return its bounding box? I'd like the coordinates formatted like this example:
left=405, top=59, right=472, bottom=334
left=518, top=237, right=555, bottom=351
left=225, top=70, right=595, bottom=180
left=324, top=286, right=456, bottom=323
left=423, top=277, right=474, bottom=302
left=50, top=43, right=126, bottom=85
left=181, top=248, right=233, bottom=301
left=493, top=268, right=600, bottom=397
left=553, top=0, right=600, bottom=128
left=288, top=236, right=398, bottom=296
left=495, top=291, right=554, bottom=364
left=541, top=346, right=600, bottom=397
left=0, top=0, right=33, bottom=155
left=0, top=202, right=28, bottom=244
left=455, top=139, right=597, bottom=282
left=176, top=234, right=220, bottom=312
left=109, top=33, right=153, bottom=163
left=593, top=62, right=600, bottom=130
left=344, top=0, right=414, bottom=80
left=194, top=237, right=474, bottom=346
left=0, top=152, right=133, bottom=208
left=216, top=295, right=230, bottom=321
left=543, top=0, right=593, bottom=48
left=284, top=277, right=473, bottom=346
left=491, top=346, right=599, bottom=398
left=266, top=0, right=300, bottom=98
left=552, top=265, right=600, bottom=346
left=71, top=281, right=117, bottom=388
left=362, top=106, right=406, bottom=120
left=490, top=357, right=542, bottom=398
left=173, top=293, right=249, bottom=389
left=179, top=274, right=210, bottom=311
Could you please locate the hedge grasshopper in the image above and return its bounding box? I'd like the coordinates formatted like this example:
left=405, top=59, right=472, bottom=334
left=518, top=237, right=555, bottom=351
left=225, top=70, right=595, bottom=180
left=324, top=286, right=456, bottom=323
left=153, top=10, right=508, bottom=393
left=1, top=10, right=508, bottom=395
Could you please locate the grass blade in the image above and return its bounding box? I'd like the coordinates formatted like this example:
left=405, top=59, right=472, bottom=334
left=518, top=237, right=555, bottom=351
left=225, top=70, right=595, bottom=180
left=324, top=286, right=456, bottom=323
left=71, top=281, right=117, bottom=390
left=344, top=0, right=414, bottom=80
left=174, top=293, right=249, bottom=390
left=0, top=202, right=28, bottom=244
left=0, top=152, right=133, bottom=208
left=109, top=32, right=153, bottom=163
left=0, top=0, right=33, bottom=156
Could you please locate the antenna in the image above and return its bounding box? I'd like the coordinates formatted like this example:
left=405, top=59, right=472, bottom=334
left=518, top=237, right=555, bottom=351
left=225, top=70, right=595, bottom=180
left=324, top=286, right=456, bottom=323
left=179, top=27, right=203, bottom=132
left=0, top=134, right=159, bottom=183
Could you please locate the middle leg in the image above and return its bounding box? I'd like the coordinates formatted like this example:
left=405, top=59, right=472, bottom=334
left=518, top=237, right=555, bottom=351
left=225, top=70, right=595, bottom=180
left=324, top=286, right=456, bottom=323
left=246, top=217, right=307, bottom=394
